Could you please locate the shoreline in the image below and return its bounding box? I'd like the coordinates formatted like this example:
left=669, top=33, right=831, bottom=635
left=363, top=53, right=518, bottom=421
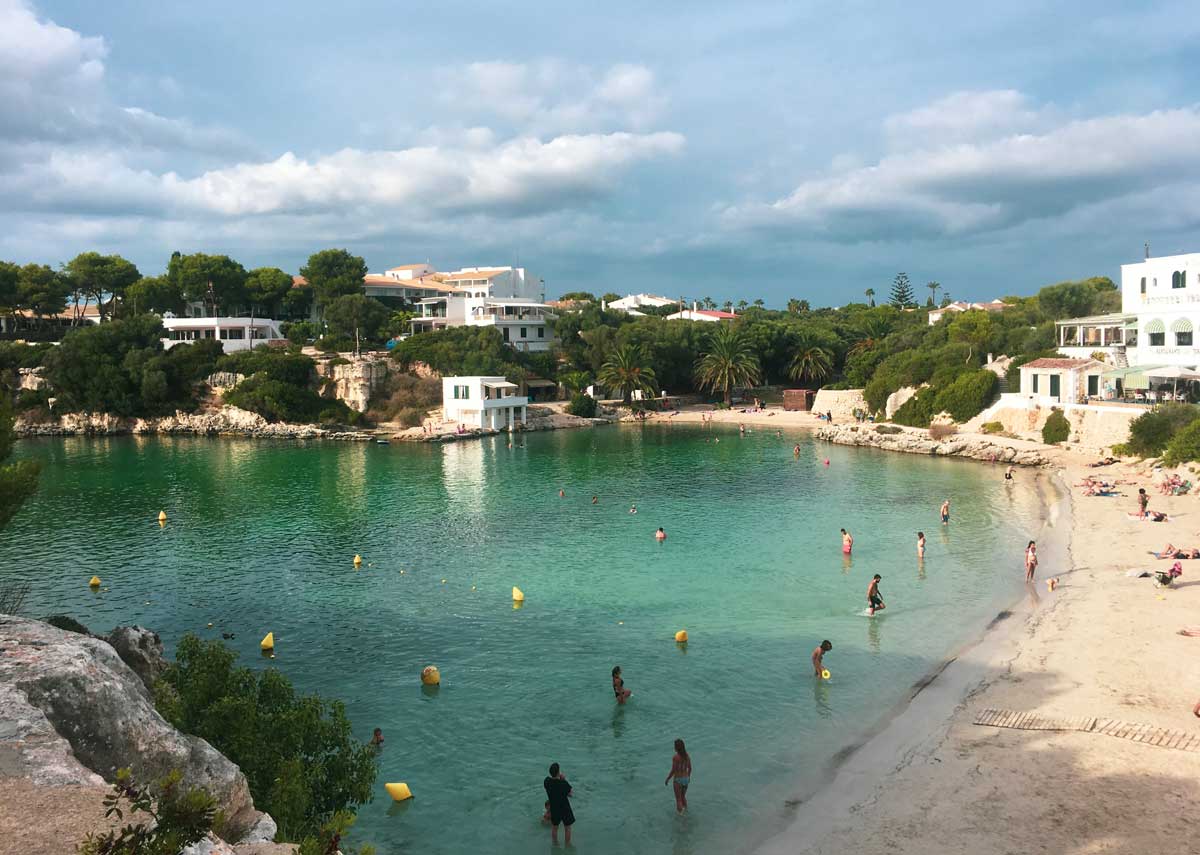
left=754, top=450, right=1200, bottom=854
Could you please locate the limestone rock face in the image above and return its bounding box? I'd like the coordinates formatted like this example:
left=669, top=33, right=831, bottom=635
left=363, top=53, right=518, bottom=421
left=14, top=406, right=373, bottom=441
left=0, top=616, right=261, bottom=839
left=105, top=625, right=167, bottom=690
left=814, top=424, right=1049, bottom=466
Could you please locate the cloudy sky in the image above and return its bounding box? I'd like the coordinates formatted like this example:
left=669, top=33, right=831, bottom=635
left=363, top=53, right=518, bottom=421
left=3, top=0, right=1198, bottom=305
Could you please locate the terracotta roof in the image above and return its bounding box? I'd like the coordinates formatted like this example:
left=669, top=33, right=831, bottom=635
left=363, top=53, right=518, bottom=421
left=386, top=264, right=431, bottom=271
left=291, top=275, right=307, bottom=288
left=694, top=309, right=738, bottom=319
left=363, top=274, right=460, bottom=293
left=441, top=269, right=508, bottom=281
left=1021, top=358, right=1103, bottom=370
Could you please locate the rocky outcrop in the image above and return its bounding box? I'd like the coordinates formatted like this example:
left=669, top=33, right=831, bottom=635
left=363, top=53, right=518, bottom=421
left=885, top=385, right=922, bottom=420
left=316, top=355, right=394, bottom=413
left=14, top=407, right=373, bottom=441
left=0, top=616, right=268, bottom=842
left=105, top=626, right=166, bottom=690
left=815, top=424, right=1050, bottom=466
left=17, top=367, right=47, bottom=391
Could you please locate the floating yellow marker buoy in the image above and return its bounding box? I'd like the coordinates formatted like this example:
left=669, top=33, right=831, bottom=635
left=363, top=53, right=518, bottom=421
left=618, top=621, right=624, bottom=625
left=400, top=570, right=405, bottom=575
left=821, top=669, right=831, bottom=680
left=385, top=782, right=413, bottom=802
left=353, top=554, right=363, bottom=566
left=441, top=579, right=447, bottom=584
left=89, top=575, right=101, bottom=588
left=675, top=629, right=688, bottom=643
left=512, top=600, right=524, bottom=610
left=207, top=623, right=214, bottom=628
left=512, top=586, right=525, bottom=602
left=158, top=510, right=167, bottom=523
left=260, top=632, right=274, bottom=650
left=471, top=585, right=476, bottom=591
left=421, top=665, right=440, bottom=686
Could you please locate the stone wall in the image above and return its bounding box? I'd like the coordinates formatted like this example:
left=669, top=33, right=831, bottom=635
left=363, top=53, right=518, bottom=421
left=815, top=424, right=1050, bottom=466
left=812, top=388, right=868, bottom=421
left=967, top=397, right=1138, bottom=453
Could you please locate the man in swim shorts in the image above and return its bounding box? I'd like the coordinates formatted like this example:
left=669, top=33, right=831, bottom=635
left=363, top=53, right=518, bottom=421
left=812, top=640, right=832, bottom=676
left=867, top=574, right=885, bottom=615
left=544, top=763, right=575, bottom=844
left=940, top=500, right=950, bottom=524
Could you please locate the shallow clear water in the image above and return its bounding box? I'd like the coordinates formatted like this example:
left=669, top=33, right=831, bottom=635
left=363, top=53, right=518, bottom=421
left=2, top=426, right=1053, bottom=854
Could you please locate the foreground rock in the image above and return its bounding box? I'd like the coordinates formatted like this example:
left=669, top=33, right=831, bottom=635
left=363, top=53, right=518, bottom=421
left=815, top=424, right=1050, bottom=466
left=14, top=407, right=372, bottom=441
left=0, top=616, right=269, bottom=843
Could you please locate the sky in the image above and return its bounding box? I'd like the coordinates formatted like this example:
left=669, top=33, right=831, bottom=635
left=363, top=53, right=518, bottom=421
left=2, top=0, right=1199, bottom=306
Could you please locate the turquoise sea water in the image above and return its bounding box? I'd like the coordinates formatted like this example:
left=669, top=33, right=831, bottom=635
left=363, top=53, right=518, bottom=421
left=2, top=427, right=1054, bottom=854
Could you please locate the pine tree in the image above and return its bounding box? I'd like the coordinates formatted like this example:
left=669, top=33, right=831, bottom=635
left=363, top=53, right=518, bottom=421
left=890, top=272, right=913, bottom=308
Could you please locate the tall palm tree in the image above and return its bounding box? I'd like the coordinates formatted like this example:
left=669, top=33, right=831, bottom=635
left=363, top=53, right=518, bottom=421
left=597, top=345, right=657, bottom=403
left=694, top=324, right=761, bottom=405
left=701, top=296, right=717, bottom=310
left=926, top=281, right=940, bottom=307
left=788, top=337, right=834, bottom=386
left=864, top=288, right=875, bottom=307
left=848, top=314, right=894, bottom=357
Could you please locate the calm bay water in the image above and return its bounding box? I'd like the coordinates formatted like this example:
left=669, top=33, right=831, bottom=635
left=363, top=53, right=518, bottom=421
left=2, top=426, right=1053, bottom=854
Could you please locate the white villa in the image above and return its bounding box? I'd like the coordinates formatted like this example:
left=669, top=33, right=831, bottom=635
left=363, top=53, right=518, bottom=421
left=928, top=299, right=1009, bottom=326
left=665, top=306, right=739, bottom=322
left=161, top=316, right=286, bottom=352
left=442, top=376, right=529, bottom=431
left=1018, top=357, right=1107, bottom=404
left=408, top=266, right=556, bottom=352
left=1056, top=251, right=1200, bottom=369
left=605, top=293, right=678, bottom=315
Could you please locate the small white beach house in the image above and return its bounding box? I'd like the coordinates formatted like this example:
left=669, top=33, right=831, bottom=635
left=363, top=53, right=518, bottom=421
left=1018, top=357, right=1107, bottom=404
left=442, top=376, right=529, bottom=431
left=161, top=316, right=286, bottom=352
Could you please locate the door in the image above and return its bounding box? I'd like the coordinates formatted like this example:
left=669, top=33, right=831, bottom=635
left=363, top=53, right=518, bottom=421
left=1087, top=374, right=1099, bottom=398
left=1049, top=374, right=1061, bottom=400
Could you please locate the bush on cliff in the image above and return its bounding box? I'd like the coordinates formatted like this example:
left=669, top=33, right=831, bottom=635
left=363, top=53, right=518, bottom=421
left=892, top=387, right=938, bottom=427
left=78, top=767, right=216, bottom=855
left=366, top=372, right=441, bottom=424
left=1041, top=408, right=1070, bottom=444
left=154, top=634, right=377, bottom=842
left=931, top=369, right=998, bottom=422
left=565, top=392, right=598, bottom=418
left=1162, top=418, right=1200, bottom=466
left=1124, top=403, right=1200, bottom=457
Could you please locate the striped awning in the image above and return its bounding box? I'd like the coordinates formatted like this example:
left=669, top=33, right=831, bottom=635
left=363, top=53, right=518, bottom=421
left=1172, top=318, right=1194, bottom=333
left=1144, top=319, right=1166, bottom=334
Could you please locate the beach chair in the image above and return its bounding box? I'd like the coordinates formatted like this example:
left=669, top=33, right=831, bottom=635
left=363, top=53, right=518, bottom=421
left=1155, top=562, right=1184, bottom=587
left=1172, top=480, right=1193, bottom=496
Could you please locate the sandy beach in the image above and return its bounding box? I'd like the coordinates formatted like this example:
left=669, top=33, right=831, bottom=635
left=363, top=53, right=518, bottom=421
left=756, top=451, right=1200, bottom=855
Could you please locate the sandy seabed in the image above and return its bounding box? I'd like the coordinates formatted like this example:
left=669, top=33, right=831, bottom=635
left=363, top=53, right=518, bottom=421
left=753, top=450, right=1200, bottom=855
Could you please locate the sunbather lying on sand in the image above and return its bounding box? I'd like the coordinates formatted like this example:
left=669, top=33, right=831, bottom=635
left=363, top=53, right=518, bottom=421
left=1154, top=544, right=1200, bottom=559
left=1088, top=457, right=1118, bottom=467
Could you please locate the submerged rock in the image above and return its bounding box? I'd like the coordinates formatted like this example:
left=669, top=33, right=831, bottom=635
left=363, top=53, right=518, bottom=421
left=0, top=615, right=264, bottom=840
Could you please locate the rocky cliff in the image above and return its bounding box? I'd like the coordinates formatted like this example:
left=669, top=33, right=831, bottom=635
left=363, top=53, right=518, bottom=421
left=0, top=616, right=277, bottom=849
left=815, top=424, right=1050, bottom=466
left=14, top=407, right=372, bottom=441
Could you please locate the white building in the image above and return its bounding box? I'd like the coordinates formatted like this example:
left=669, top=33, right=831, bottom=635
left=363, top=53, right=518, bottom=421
left=1056, top=251, right=1200, bottom=368
left=605, top=293, right=678, bottom=314
left=161, top=316, right=285, bottom=352
left=1018, top=357, right=1107, bottom=404
left=928, top=300, right=1009, bottom=326
left=442, top=376, right=528, bottom=431
left=411, top=266, right=556, bottom=351
left=665, top=307, right=739, bottom=322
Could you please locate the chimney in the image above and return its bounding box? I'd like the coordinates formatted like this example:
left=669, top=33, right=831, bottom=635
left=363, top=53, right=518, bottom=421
left=693, top=301, right=698, bottom=312
left=1145, top=241, right=1150, bottom=260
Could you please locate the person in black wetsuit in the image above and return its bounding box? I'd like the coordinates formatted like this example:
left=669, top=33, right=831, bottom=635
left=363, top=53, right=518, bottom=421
left=543, top=762, right=575, bottom=845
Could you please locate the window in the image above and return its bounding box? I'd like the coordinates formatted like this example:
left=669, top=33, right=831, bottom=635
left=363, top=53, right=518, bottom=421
left=520, top=327, right=527, bottom=338
left=537, top=327, right=545, bottom=338
left=453, top=385, right=470, bottom=400
left=1150, top=332, right=1165, bottom=346
left=1177, top=331, right=1193, bottom=346
left=219, top=328, right=245, bottom=340
left=1049, top=374, right=1060, bottom=399
left=1141, top=277, right=1147, bottom=294
left=503, top=327, right=510, bottom=342
left=1031, top=374, right=1039, bottom=393
left=1173, top=271, right=1186, bottom=289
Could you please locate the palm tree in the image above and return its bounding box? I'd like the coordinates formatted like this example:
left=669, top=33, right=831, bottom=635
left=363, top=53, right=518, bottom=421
left=694, top=324, right=761, bottom=405
left=597, top=345, right=657, bottom=404
left=701, top=296, right=717, bottom=310
left=788, top=338, right=834, bottom=386
left=864, top=288, right=875, bottom=307
left=848, top=314, right=893, bottom=357
left=736, top=299, right=749, bottom=312
left=753, top=298, right=765, bottom=308
left=926, top=281, right=940, bottom=307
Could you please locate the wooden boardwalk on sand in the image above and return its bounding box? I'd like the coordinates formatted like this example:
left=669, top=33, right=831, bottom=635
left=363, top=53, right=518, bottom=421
left=973, top=708, right=1200, bottom=752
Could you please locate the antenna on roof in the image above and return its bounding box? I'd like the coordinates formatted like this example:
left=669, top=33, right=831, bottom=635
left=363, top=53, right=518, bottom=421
left=1145, top=241, right=1150, bottom=260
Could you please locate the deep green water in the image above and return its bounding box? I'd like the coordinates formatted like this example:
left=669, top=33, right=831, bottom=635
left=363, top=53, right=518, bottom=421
left=2, top=426, right=1054, bottom=854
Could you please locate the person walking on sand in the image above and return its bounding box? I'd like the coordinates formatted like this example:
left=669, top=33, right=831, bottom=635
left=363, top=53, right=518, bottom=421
left=612, top=665, right=632, bottom=704
left=665, top=738, right=692, bottom=814
left=543, top=763, right=575, bottom=845
left=812, top=640, right=832, bottom=676
left=940, top=499, right=951, bottom=525
left=867, top=574, right=885, bottom=615
left=917, top=532, right=926, bottom=559
left=1137, top=488, right=1149, bottom=519
left=1025, top=541, right=1038, bottom=582
left=841, top=528, right=853, bottom=555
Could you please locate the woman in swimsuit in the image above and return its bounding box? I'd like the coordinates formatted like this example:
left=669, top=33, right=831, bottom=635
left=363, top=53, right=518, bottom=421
left=916, top=531, right=925, bottom=559
left=841, top=529, right=853, bottom=554
left=665, top=738, right=692, bottom=814
left=612, top=665, right=632, bottom=704
left=1025, top=541, right=1038, bottom=582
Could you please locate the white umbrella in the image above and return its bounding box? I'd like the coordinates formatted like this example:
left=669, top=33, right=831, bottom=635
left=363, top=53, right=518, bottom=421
left=1145, top=365, right=1200, bottom=399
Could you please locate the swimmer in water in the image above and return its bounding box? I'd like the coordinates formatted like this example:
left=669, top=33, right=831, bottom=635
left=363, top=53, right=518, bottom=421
left=629, top=504, right=637, bottom=514
left=940, top=499, right=950, bottom=524
left=1004, top=466, right=1014, bottom=482
left=917, top=531, right=926, bottom=558
left=592, top=495, right=599, bottom=504
left=812, top=640, right=832, bottom=677
left=612, top=665, right=632, bottom=704
left=369, top=728, right=384, bottom=750
left=794, top=444, right=801, bottom=456
left=559, top=489, right=565, bottom=498
left=841, top=528, right=853, bottom=554
left=656, top=527, right=667, bottom=540
left=867, top=574, right=885, bottom=615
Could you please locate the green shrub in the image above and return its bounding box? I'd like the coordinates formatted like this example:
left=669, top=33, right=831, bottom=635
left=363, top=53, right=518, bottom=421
left=874, top=424, right=902, bottom=435
left=154, top=634, right=377, bottom=842
left=893, top=387, right=938, bottom=427
left=565, top=392, right=598, bottom=418
left=15, top=387, right=51, bottom=413
left=77, top=768, right=216, bottom=855
left=217, top=349, right=315, bottom=387
left=931, top=370, right=998, bottom=422
left=225, top=375, right=356, bottom=425
left=981, top=421, right=1004, bottom=434
left=1042, top=408, right=1070, bottom=444
left=0, top=341, right=53, bottom=371
left=282, top=321, right=321, bottom=346
left=1125, top=403, right=1200, bottom=456
left=1162, top=419, right=1200, bottom=466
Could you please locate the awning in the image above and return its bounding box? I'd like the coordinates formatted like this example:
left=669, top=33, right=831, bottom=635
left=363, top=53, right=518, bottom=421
left=1147, top=365, right=1200, bottom=380
left=524, top=379, right=557, bottom=388
left=1172, top=318, right=1194, bottom=333
left=483, top=380, right=518, bottom=389
left=1144, top=319, right=1166, bottom=334
left=1101, top=365, right=1163, bottom=380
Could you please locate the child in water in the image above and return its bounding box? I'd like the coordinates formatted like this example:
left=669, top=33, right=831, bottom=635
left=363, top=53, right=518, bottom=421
left=812, top=640, right=832, bottom=676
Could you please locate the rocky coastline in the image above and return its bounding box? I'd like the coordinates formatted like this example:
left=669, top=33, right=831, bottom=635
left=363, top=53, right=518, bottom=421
left=14, top=408, right=374, bottom=441
left=814, top=423, right=1051, bottom=466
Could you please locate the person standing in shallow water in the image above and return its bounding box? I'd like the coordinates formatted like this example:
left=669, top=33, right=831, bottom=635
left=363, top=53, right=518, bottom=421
left=867, top=574, right=885, bottom=615
left=665, top=738, right=692, bottom=814
left=916, top=532, right=926, bottom=559
left=1025, top=541, right=1038, bottom=582
left=841, top=528, right=853, bottom=555
left=940, top=499, right=951, bottom=524
left=812, top=640, right=832, bottom=676
left=543, top=763, right=575, bottom=845
left=612, top=665, right=632, bottom=704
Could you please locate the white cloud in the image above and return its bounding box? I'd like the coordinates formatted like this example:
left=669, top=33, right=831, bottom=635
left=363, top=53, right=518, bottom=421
left=725, top=93, right=1200, bottom=241
left=883, top=90, right=1051, bottom=147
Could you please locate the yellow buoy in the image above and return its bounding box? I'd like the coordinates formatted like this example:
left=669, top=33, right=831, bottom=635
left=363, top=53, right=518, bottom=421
left=385, top=782, right=413, bottom=802
left=512, top=586, right=525, bottom=602
left=353, top=554, right=363, bottom=566
left=207, top=623, right=214, bottom=628
left=88, top=575, right=101, bottom=588
left=674, top=629, right=688, bottom=643
left=821, top=669, right=831, bottom=680
left=158, top=510, right=167, bottom=523
left=441, top=579, right=447, bottom=584
left=421, top=665, right=440, bottom=686
left=260, top=632, right=274, bottom=650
